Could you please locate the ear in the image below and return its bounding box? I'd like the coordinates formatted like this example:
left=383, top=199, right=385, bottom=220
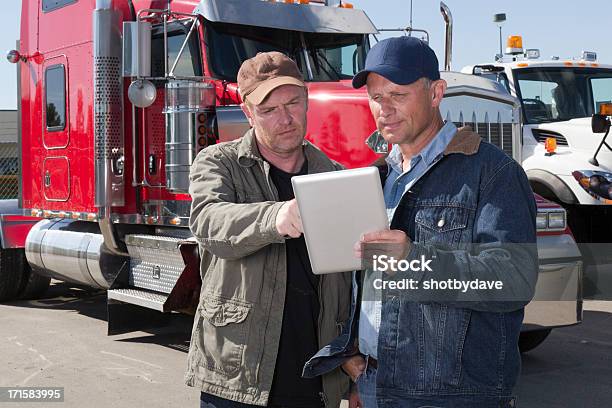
left=240, top=102, right=255, bottom=127
left=431, top=79, right=447, bottom=108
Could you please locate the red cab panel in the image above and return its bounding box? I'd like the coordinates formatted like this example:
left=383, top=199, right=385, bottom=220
left=43, top=156, right=70, bottom=201
left=307, top=81, right=379, bottom=168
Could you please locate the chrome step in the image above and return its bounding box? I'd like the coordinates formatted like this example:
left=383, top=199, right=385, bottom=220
left=107, top=288, right=168, bottom=312
left=125, top=234, right=186, bottom=294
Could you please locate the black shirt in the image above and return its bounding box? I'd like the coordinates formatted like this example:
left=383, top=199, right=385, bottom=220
left=268, top=160, right=323, bottom=408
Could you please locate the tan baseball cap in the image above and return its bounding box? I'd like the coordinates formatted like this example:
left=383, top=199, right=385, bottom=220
left=237, top=52, right=305, bottom=105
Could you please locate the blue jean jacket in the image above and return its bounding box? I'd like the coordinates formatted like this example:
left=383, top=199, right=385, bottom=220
left=303, top=128, right=538, bottom=406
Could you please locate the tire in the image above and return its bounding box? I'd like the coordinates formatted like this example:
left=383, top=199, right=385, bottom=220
left=519, top=329, right=552, bottom=353
left=17, top=250, right=50, bottom=300
left=0, top=248, right=25, bottom=302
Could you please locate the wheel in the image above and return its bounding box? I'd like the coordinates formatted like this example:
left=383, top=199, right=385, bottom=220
left=18, top=270, right=51, bottom=300
left=0, top=248, right=25, bottom=301
left=17, top=250, right=50, bottom=300
left=519, top=329, right=552, bottom=353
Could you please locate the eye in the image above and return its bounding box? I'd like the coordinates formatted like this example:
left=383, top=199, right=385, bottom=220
left=391, top=93, right=408, bottom=101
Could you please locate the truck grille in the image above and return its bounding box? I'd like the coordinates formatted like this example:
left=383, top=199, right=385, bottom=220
left=454, top=121, right=514, bottom=158
left=531, top=129, right=569, bottom=146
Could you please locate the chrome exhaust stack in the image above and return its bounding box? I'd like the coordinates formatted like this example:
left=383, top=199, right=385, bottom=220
left=25, top=219, right=128, bottom=289
left=440, top=1, right=453, bottom=71
left=94, top=0, right=128, bottom=256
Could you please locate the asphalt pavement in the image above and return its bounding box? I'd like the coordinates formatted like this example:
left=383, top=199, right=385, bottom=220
left=0, top=281, right=196, bottom=408
left=1, top=281, right=611, bottom=408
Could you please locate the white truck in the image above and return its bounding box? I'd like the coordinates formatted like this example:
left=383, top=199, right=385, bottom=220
left=462, top=36, right=612, bottom=248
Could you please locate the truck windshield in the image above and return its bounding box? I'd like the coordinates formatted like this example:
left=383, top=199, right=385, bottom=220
left=204, top=22, right=368, bottom=82
left=514, top=67, right=612, bottom=124
left=151, top=22, right=202, bottom=77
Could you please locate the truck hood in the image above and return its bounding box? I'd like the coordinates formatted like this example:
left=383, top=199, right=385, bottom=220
left=305, top=81, right=379, bottom=168
left=525, top=119, right=612, bottom=171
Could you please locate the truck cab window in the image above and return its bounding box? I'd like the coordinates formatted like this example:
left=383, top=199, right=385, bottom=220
left=480, top=72, right=511, bottom=93
left=298, top=39, right=367, bottom=81
left=515, top=68, right=612, bottom=124
left=205, top=22, right=368, bottom=82
left=591, top=77, right=612, bottom=113
left=205, top=25, right=282, bottom=81
left=42, top=0, right=77, bottom=13
left=151, top=23, right=202, bottom=77
left=516, top=78, right=558, bottom=123
left=45, top=65, right=66, bottom=131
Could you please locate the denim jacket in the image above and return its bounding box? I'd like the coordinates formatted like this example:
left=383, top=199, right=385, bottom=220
left=303, top=127, right=538, bottom=407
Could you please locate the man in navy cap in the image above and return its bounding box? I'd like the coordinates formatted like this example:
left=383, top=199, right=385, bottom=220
left=303, top=37, right=537, bottom=408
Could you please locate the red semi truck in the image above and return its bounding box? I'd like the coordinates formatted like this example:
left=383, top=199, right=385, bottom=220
left=3, top=0, right=581, bottom=352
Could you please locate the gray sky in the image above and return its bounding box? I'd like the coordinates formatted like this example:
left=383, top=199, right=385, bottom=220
left=1, top=0, right=611, bottom=109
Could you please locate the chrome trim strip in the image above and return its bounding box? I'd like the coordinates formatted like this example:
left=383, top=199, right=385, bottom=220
left=107, top=288, right=167, bottom=311
left=125, top=234, right=183, bottom=251
left=25, top=208, right=190, bottom=228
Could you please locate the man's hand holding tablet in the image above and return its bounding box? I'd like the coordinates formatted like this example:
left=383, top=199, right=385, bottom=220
left=354, top=230, right=412, bottom=275
left=275, top=199, right=303, bottom=239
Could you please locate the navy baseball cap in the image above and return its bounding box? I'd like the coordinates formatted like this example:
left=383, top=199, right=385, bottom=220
left=352, top=36, right=440, bottom=89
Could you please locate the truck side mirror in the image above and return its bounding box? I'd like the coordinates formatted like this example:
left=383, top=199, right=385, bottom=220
left=592, top=114, right=610, bottom=134
left=122, top=21, right=152, bottom=78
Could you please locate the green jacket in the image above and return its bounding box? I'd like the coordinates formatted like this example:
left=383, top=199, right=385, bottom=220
left=185, top=129, right=352, bottom=407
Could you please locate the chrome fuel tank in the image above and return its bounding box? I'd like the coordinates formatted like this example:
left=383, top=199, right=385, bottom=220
left=25, top=219, right=127, bottom=289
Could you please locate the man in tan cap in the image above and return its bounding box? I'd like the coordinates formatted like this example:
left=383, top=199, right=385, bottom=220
left=185, top=52, right=351, bottom=408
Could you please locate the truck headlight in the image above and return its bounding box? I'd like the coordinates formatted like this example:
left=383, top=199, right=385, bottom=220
left=572, top=170, right=612, bottom=202
left=536, top=209, right=566, bottom=231
left=547, top=211, right=566, bottom=229
left=536, top=213, right=548, bottom=229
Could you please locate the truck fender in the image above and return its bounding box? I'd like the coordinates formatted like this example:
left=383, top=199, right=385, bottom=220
left=526, top=169, right=578, bottom=205
left=0, top=200, right=40, bottom=249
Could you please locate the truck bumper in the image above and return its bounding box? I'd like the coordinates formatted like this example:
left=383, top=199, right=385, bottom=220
left=523, top=234, right=583, bottom=331
left=523, top=261, right=583, bottom=330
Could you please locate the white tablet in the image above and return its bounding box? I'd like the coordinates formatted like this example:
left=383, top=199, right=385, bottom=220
left=292, top=167, right=389, bottom=274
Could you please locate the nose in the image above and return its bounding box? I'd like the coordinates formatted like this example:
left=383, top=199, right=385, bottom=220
left=377, top=96, right=395, bottom=118
left=278, top=105, right=293, bottom=126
